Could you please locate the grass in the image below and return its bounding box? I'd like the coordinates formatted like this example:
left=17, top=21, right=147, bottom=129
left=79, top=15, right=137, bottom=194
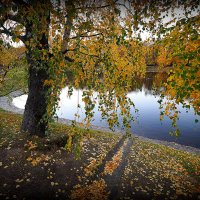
left=0, top=109, right=199, bottom=199
left=121, top=139, right=200, bottom=199
left=0, top=110, right=119, bottom=151
left=0, top=65, right=27, bottom=97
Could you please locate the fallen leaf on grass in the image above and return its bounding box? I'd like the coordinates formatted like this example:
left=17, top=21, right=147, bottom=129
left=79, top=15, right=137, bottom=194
left=26, top=154, right=51, bottom=166
left=71, top=179, right=108, bottom=200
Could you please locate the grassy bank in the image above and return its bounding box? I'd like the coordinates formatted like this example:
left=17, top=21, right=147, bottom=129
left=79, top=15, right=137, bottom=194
left=0, top=109, right=199, bottom=200
left=0, top=65, right=27, bottom=97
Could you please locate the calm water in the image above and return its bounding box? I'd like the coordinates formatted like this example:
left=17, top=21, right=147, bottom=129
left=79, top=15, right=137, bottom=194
left=13, top=72, right=200, bottom=148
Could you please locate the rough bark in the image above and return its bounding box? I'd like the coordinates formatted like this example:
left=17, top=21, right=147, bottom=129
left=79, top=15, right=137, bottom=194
left=21, top=64, right=49, bottom=136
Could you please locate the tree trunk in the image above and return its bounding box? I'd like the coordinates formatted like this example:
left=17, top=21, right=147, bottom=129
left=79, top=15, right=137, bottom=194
left=20, top=3, right=51, bottom=136
left=21, top=63, right=49, bottom=137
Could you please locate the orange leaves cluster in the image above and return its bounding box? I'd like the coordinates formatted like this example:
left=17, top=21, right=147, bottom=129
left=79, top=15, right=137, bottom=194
left=156, top=46, right=171, bottom=68
left=36, top=1, right=149, bottom=130
left=84, top=157, right=97, bottom=176
left=26, top=154, right=50, bottom=166
left=70, top=179, right=108, bottom=200
left=68, top=34, right=147, bottom=129
left=0, top=45, right=25, bottom=83
left=44, top=79, right=54, bottom=86
left=24, top=140, right=37, bottom=150
left=155, top=19, right=200, bottom=120
left=104, top=140, right=127, bottom=175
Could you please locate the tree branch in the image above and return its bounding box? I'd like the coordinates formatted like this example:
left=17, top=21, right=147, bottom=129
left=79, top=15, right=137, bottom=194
left=115, top=3, right=134, bottom=17
left=75, top=0, right=119, bottom=10
left=61, top=7, right=74, bottom=55
left=0, top=24, right=26, bottom=43
left=75, top=4, right=112, bottom=10
left=7, top=14, right=25, bottom=26
left=69, top=32, right=102, bottom=40
left=12, top=0, right=29, bottom=6
left=64, top=55, right=74, bottom=62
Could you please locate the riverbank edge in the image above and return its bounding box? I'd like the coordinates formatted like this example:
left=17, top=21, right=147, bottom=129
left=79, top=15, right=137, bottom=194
left=0, top=90, right=199, bottom=155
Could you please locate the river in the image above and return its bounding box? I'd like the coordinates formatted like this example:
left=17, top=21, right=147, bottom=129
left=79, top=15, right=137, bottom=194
left=13, top=72, right=200, bottom=148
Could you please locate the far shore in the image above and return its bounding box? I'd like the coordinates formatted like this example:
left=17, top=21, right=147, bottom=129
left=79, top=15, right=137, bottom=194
left=0, top=90, right=199, bottom=155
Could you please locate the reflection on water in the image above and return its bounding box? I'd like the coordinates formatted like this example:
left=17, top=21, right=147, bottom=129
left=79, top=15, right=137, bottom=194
left=13, top=72, right=200, bottom=148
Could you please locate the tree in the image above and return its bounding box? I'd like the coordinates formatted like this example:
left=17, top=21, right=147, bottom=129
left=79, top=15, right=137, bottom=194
left=0, top=45, right=25, bottom=82
left=0, top=0, right=199, bottom=137
left=0, top=44, right=27, bottom=97
left=155, top=15, right=200, bottom=134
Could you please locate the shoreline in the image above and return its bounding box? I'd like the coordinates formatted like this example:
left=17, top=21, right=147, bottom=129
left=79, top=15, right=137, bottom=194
left=0, top=90, right=199, bottom=155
